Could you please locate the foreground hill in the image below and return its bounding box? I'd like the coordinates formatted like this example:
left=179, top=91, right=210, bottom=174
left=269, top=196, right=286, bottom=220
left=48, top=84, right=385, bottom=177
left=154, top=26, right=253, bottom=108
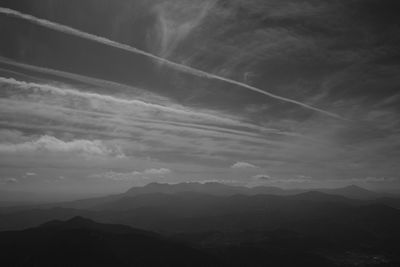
left=1, top=190, right=400, bottom=266
left=0, top=217, right=218, bottom=267
left=1, top=215, right=399, bottom=267
left=1, top=192, right=400, bottom=236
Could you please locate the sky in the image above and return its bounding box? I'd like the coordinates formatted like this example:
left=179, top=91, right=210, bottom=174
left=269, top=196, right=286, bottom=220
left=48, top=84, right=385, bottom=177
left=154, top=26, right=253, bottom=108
left=0, top=0, right=400, bottom=198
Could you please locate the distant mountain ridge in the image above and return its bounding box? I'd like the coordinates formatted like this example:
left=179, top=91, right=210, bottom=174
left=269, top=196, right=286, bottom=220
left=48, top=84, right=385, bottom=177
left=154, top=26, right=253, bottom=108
left=0, top=183, right=392, bottom=209
left=2, top=182, right=390, bottom=212
left=125, top=182, right=382, bottom=200
left=125, top=182, right=287, bottom=196
left=1, top=182, right=399, bottom=234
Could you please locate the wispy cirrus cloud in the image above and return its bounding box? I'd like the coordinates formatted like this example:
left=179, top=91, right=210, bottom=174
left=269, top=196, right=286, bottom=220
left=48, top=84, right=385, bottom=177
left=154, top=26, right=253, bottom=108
left=0, top=135, right=124, bottom=158
left=0, top=76, right=295, bottom=164
left=150, top=0, right=216, bottom=59
left=0, top=7, right=342, bottom=119
left=0, top=77, right=240, bottom=126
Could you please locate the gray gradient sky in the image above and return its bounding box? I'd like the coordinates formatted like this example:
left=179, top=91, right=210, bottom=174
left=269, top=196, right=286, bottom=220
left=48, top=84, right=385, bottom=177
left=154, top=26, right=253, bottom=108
left=0, top=0, right=400, bottom=196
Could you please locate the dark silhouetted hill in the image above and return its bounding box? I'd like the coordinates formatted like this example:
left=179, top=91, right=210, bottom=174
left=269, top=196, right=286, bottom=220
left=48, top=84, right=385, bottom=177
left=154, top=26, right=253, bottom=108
left=1, top=215, right=399, bottom=266
left=1, top=192, right=400, bottom=266
left=0, top=216, right=218, bottom=267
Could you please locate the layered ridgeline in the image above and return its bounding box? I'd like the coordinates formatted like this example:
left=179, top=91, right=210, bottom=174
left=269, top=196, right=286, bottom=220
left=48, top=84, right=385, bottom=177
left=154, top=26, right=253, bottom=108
left=0, top=183, right=400, bottom=266
left=0, top=182, right=398, bottom=233
left=1, top=183, right=400, bottom=266
left=125, top=182, right=381, bottom=199
left=55, top=182, right=399, bottom=211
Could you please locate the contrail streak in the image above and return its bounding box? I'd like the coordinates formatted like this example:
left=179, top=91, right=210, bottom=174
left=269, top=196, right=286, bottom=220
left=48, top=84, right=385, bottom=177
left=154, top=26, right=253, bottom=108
left=0, top=7, right=343, bottom=119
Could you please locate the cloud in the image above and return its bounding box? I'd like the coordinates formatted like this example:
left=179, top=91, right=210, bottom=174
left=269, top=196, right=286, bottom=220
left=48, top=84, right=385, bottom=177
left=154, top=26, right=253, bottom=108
left=0, top=77, right=239, bottom=126
left=150, top=0, right=216, bottom=58
left=351, top=177, right=398, bottom=184
left=1, top=2, right=400, bottom=191
left=231, top=161, right=258, bottom=169
left=90, top=168, right=172, bottom=181
left=0, top=135, right=123, bottom=157
left=2, top=76, right=290, bottom=144
left=196, top=179, right=242, bottom=185
left=90, top=171, right=143, bottom=181
left=0, top=178, right=18, bottom=185
left=0, top=77, right=301, bottom=166
left=253, top=174, right=272, bottom=181
left=0, top=56, right=156, bottom=101
left=254, top=174, right=313, bottom=184
left=0, top=7, right=342, bottom=119
left=25, top=172, right=37, bottom=176
left=143, top=168, right=171, bottom=175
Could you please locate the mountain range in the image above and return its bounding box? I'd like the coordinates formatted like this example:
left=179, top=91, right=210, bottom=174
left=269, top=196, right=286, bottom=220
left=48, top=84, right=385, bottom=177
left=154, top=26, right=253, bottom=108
left=1, top=182, right=400, bottom=266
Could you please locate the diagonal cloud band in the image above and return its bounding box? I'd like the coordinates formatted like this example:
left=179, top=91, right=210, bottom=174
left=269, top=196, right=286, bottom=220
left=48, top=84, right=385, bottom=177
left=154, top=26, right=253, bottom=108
left=0, top=7, right=343, bottom=120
